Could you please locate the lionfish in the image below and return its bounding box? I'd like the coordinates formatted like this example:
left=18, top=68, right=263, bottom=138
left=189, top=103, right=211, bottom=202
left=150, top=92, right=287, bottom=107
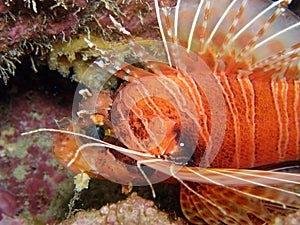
left=23, top=0, right=300, bottom=224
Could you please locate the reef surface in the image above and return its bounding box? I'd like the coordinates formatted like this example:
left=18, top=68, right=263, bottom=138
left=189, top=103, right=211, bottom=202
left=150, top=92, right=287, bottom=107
left=0, top=64, right=75, bottom=224
left=0, top=0, right=163, bottom=84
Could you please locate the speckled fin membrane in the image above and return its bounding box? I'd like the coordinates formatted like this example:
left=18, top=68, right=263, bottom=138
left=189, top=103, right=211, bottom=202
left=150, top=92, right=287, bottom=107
left=155, top=0, right=300, bottom=81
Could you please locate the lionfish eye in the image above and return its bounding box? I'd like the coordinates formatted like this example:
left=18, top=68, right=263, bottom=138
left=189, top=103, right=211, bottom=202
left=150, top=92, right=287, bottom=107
left=85, top=125, right=105, bottom=140
left=96, top=125, right=105, bottom=140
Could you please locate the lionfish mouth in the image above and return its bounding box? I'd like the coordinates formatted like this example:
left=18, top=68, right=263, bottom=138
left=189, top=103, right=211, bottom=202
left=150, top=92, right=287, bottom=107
left=23, top=0, right=300, bottom=224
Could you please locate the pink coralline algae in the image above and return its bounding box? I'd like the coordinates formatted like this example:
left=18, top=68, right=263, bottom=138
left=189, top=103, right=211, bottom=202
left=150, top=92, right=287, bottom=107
left=0, top=73, right=75, bottom=223
left=0, top=215, right=25, bottom=225
left=0, top=0, right=163, bottom=83
left=0, top=189, right=18, bottom=219
left=0, top=0, right=85, bottom=51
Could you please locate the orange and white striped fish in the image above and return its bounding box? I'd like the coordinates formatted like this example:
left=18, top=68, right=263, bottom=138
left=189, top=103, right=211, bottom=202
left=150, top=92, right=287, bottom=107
left=22, top=0, right=300, bottom=224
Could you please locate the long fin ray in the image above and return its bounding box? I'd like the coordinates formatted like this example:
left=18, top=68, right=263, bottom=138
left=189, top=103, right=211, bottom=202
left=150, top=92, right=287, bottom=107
left=229, top=0, right=288, bottom=45
left=154, top=0, right=172, bottom=66
left=203, top=0, right=237, bottom=53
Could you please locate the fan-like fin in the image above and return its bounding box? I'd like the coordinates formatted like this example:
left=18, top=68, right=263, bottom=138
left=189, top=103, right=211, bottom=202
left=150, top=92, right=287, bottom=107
left=180, top=182, right=300, bottom=224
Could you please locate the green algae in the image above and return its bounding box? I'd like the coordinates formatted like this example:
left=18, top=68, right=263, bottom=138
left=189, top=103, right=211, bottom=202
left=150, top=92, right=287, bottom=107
left=13, top=165, right=28, bottom=182
left=30, top=134, right=53, bottom=149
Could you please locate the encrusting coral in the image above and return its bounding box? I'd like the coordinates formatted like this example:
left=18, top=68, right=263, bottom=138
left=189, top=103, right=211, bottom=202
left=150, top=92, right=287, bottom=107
left=59, top=192, right=187, bottom=225
left=0, top=66, right=77, bottom=224
left=0, top=0, right=162, bottom=84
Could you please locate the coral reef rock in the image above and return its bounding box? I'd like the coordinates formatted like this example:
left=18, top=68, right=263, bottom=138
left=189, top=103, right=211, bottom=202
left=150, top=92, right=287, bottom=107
left=0, top=74, right=75, bottom=224
left=0, top=0, right=162, bottom=84
left=59, top=192, right=187, bottom=225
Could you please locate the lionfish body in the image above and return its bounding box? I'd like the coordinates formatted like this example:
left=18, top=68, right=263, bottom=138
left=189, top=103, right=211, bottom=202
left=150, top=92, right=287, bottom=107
left=51, top=0, right=300, bottom=224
